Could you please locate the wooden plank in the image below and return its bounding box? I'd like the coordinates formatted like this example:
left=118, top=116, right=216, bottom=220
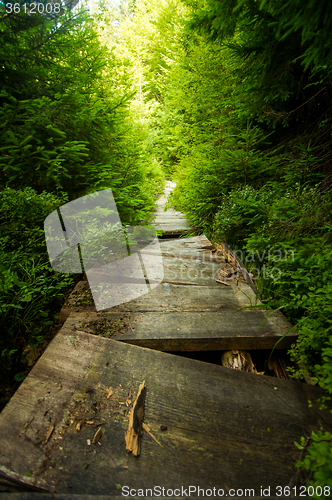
left=0, top=331, right=330, bottom=495
left=57, top=230, right=293, bottom=351
left=160, top=235, right=213, bottom=250
left=154, top=209, right=188, bottom=217
left=58, top=281, right=95, bottom=323
left=150, top=236, right=217, bottom=261
left=57, top=280, right=257, bottom=316
left=153, top=183, right=192, bottom=234
left=64, top=305, right=296, bottom=350
left=154, top=215, right=188, bottom=221
left=162, top=256, right=225, bottom=285
left=57, top=236, right=255, bottom=320
left=153, top=223, right=192, bottom=235
left=107, top=282, right=258, bottom=312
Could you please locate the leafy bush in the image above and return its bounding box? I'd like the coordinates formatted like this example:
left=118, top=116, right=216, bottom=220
left=295, top=431, right=332, bottom=495
left=0, top=6, right=164, bottom=225
left=212, top=185, right=274, bottom=248
left=0, top=187, right=68, bottom=254
left=0, top=188, right=74, bottom=382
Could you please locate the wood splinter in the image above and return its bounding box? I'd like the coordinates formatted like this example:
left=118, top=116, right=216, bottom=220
left=125, top=380, right=146, bottom=456
left=44, top=424, right=54, bottom=444
left=215, top=279, right=230, bottom=286
left=142, top=422, right=162, bottom=447
left=93, top=427, right=102, bottom=444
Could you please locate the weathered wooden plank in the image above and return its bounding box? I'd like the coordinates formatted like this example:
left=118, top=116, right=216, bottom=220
left=154, top=208, right=187, bottom=217
left=152, top=183, right=193, bottom=234
left=150, top=235, right=216, bottom=261
left=154, top=215, right=188, bottom=221
left=160, top=235, right=213, bottom=250
left=59, top=274, right=252, bottom=324
left=108, top=282, right=258, bottom=312
left=0, top=331, right=329, bottom=495
left=161, top=255, right=241, bottom=286
left=153, top=222, right=192, bottom=234
left=63, top=304, right=296, bottom=350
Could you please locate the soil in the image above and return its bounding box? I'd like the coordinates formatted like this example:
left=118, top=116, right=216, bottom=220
left=68, top=282, right=93, bottom=307
left=74, top=315, right=133, bottom=338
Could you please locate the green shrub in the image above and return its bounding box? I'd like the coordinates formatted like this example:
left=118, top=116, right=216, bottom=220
left=212, top=185, right=274, bottom=248
left=295, top=431, right=332, bottom=496
left=0, top=187, right=68, bottom=255
left=0, top=188, right=73, bottom=382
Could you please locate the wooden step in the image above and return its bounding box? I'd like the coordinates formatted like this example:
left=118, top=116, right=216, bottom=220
left=0, top=181, right=326, bottom=495
left=152, top=182, right=192, bottom=235
left=153, top=222, right=192, bottom=235
left=0, top=330, right=329, bottom=494
left=58, top=231, right=296, bottom=350
left=63, top=303, right=296, bottom=351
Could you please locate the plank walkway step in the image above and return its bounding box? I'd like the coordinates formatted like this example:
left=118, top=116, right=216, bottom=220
left=152, top=181, right=192, bottom=235
left=58, top=230, right=296, bottom=350
left=0, top=331, right=330, bottom=495
left=1, top=181, right=329, bottom=495
left=61, top=306, right=296, bottom=350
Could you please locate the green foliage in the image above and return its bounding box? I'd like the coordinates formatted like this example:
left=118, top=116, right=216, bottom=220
left=212, top=185, right=273, bottom=247
left=0, top=187, right=68, bottom=255
left=0, top=92, right=90, bottom=193
left=186, top=0, right=332, bottom=74
left=168, top=121, right=280, bottom=235
left=0, top=4, right=164, bottom=225
left=295, top=431, right=332, bottom=494
left=153, top=0, right=332, bottom=481
left=0, top=2, right=166, bottom=389
left=0, top=187, right=74, bottom=381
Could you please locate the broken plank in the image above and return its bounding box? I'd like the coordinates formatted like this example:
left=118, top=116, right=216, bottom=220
left=125, top=380, right=146, bottom=456
left=0, top=332, right=330, bottom=495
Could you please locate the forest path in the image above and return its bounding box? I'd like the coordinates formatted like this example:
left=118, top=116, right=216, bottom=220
left=57, top=181, right=296, bottom=351
left=0, top=184, right=330, bottom=495
left=153, top=180, right=191, bottom=235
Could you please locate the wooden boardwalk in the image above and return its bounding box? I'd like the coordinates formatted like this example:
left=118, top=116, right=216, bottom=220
left=0, top=182, right=331, bottom=497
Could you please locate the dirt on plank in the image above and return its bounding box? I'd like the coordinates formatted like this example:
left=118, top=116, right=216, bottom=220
left=72, top=314, right=134, bottom=338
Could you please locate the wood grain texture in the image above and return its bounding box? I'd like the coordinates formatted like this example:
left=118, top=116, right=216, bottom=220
left=0, top=331, right=330, bottom=495
left=108, top=282, right=258, bottom=312
left=63, top=303, right=297, bottom=350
